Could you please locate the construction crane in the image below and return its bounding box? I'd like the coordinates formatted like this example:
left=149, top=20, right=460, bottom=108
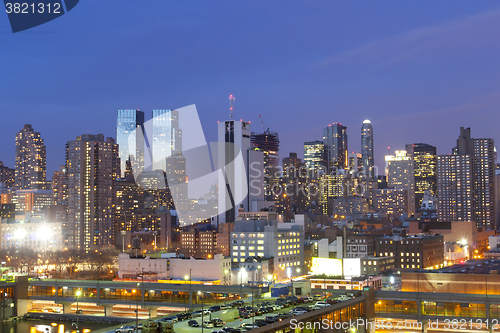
left=229, top=94, right=235, bottom=118
left=258, top=114, right=268, bottom=132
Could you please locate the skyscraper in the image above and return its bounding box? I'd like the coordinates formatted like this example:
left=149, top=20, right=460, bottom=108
left=387, top=150, right=415, bottom=216
left=251, top=130, right=280, bottom=201
left=437, top=127, right=497, bottom=229
left=217, top=119, right=251, bottom=223
left=405, top=143, right=437, bottom=212
left=361, top=120, right=374, bottom=174
left=323, top=123, right=348, bottom=172
left=0, top=162, right=15, bottom=188
left=437, top=154, right=473, bottom=223
left=66, top=134, right=119, bottom=252
left=15, top=124, right=46, bottom=189
left=151, top=109, right=182, bottom=171
left=304, top=141, right=326, bottom=177
left=361, top=120, right=375, bottom=206
left=116, top=109, right=145, bottom=177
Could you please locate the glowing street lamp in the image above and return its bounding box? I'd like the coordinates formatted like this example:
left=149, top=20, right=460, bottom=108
left=75, top=290, right=82, bottom=330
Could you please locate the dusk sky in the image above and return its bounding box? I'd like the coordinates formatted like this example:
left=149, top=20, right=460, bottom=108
left=1, top=1, right=499, bottom=177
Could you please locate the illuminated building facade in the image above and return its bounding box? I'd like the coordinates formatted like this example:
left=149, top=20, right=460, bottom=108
left=51, top=165, right=67, bottom=206
left=231, top=219, right=304, bottom=281
left=0, top=162, right=15, bottom=188
left=437, top=154, right=473, bottom=222
left=323, top=124, right=348, bottom=172
left=406, top=143, right=437, bottom=213
left=15, top=124, right=46, bottom=190
left=375, top=234, right=444, bottom=270
left=304, top=141, right=326, bottom=177
left=116, top=109, right=145, bottom=177
left=12, top=189, right=53, bottom=214
left=438, top=128, right=497, bottom=229
left=319, top=172, right=346, bottom=215
left=66, top=134, right=119, bottom=252
left=281, top=152, right=307, bottom=218
left=386, top=150, right=415, bottom=216
left=152, top=109, right=182, bottom=172
left=375, top=188, right=407, bottom=219
left=361, top=120, right=374, bottom=174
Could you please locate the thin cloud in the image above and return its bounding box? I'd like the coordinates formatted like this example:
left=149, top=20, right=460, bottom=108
left=313, top=7, right=500, bottom=69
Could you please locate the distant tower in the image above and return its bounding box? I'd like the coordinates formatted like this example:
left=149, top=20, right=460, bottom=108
left=116, top=109, right=145, bottom=177
left=361, top=120, right=374, bottom=174
left=15, top=124, right=47, bottom=190
left=229, top=95, right=235, bottom=119
left=323, top=123, right=348, bottom=172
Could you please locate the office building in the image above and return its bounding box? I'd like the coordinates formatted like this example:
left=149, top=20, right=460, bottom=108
left=319, top=172, right=346, bottom=215
left=0, top=162, right=15, bottom=188
left=151, top=109, right=182, bottom=172
left=251, top=130, right=280, bottom=201
left=66, top=134, right=119, bottom=252
left=387, top=150, right=415, bottom=216
left=375, top=188, right=407, bottom=219
left=281, top=152, right=307, bottom=218
left=15, top=124, right=46, bottom=190
left=405, top=144, right=437, bottom=213
left=12, top=189, right=53, bottom=214
left=0, top=221, right=63, bottom=251
left=231, top=219, right=304, bottom=281
left=116, top=109, right=145, bottom=177
left=304, top=141, right=326, bottom=177
left=348, top=152, right=362, bottom=176
left=323, top=123, right=348, bottom=171
left=375, top=234, right=444, bottom=270
left=217, top=119, right=251, bottom=223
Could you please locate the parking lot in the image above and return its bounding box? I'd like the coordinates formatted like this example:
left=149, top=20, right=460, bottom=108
left=107, top=294, right=355, bottom=333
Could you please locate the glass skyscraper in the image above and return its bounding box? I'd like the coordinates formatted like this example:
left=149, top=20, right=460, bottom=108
left=116, top=110, right=145, bottom=177
left=323, top=123, right=348, bottom=172
left=361, top=120, right=374, bottom=175
left=304, top=140, right=326, bottom=177
left=406, top=143, right=437, bottom=212
left=152, top=109, right=181, bottom=171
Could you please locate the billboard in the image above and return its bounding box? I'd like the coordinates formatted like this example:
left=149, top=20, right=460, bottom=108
left=310, top=257, right=342, bottom=276
left=343, top=258, right=361, bottom=278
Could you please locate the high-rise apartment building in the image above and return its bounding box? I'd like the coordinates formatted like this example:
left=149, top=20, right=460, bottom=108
left=387, top=150, right=415, bottom=216
left=0, top=162, right=15, bottom=188
left=323, top=124, right=348, bottom=171
left=66, top=134, right=119, bottom=252
left=281, top=152, right=307, bottom=217
left=437, top=128, right=497, bottom=229
left=51, top=165, right=67, bottom=206
left=437, top=154, right=473, bottom=223
left=116, top=109, right=145, bottom=177
left=15, top=124, right=46, bottom=190
left=251, top=131, right=279, bottom=202
left=406, top=143, right=437, bottom=212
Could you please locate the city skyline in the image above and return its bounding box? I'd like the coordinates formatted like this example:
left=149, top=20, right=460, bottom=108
left=0, top=1, right=499, bottom=176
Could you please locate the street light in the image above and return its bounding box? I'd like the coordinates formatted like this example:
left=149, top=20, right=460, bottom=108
left=189, top=269, right=193, bottom=311
left=133, top=281, right=140, bottom=333
left=223, top=269, right=228, bottom=305
left=75, top=290, right=82, bottom=331
left=184, top=275, right=189, bottom=311
left=198, top=291, right=204, bottom=333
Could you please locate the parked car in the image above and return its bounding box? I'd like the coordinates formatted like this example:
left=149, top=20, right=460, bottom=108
left=315, top=301, right=331, bottom=308
left=208, top=305, right=221, bottom=313
left=188, top=320, right=200, bottom=327
left=220, top=304, right=231, bottom=310
left=203, top=320, right=215, bottom=328
left=211, top=330, right=226, bottom=333
left=176, top=312, right=192, bottom=320
left=272, top=303, right=283, bottom=310
left=335, top=295, right=351, bottom=301
left=115, top=326, right=136, bottom=333
left=233, top=300, right=245, bottom=306
left=160, top=316, right=177, bottom=323
left=254, top=319, right=267, bottom=327
left=290, top=308, right=308, bottom=316
left=326, top=299, right=340, bottom=305
left=240, top=323, right=259, bottom=331
left=222, top=328, right=242, bottom=333
left=212, top=318, right=225, bottom=327
left=265, top=316, right=276, bottom=323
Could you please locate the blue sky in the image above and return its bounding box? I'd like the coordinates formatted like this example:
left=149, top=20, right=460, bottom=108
left=0, top=1, right=499, bottom=176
